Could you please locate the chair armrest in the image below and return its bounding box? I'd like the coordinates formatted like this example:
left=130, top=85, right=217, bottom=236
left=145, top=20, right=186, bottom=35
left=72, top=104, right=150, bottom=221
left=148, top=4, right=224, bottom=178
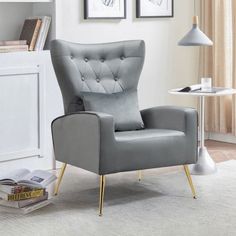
left=141, top=106, right=198, bottom=135
left=51, top=112, right=114, bottom=174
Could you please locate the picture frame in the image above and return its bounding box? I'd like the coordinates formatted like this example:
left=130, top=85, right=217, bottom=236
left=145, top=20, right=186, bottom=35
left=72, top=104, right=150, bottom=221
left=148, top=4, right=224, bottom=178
left=84, top=0, right=126, bottom=19
left=136, top=0, right=174, bottom=18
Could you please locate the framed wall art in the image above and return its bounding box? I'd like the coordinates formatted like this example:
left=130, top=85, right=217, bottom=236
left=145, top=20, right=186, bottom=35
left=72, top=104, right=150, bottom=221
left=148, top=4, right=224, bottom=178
left=137, top=0, right=174, bottom=18
left=84, top=0, right=126, bottom=19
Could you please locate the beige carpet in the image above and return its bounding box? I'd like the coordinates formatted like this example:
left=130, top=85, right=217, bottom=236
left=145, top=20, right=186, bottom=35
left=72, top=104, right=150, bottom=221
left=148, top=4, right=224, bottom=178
left=1, top=161, right=236, bottom=236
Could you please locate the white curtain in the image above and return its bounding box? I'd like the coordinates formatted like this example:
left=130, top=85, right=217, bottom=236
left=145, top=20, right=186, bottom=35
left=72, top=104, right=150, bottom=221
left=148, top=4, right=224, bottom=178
left=200, top=0, right=236, bottom=135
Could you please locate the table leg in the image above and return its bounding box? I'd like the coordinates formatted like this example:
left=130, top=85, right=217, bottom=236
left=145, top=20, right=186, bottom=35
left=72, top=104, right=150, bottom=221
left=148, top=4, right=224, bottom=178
left=189, top=96, right=217, bottom=175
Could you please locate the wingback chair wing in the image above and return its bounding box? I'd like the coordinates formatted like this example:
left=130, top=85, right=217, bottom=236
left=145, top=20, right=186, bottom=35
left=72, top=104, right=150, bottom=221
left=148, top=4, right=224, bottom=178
left=50, top=40, right=198, bottom=216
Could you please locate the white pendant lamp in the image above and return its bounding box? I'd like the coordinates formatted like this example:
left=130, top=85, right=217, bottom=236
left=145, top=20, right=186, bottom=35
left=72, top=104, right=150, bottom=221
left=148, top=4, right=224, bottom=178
left=178, top=1, right=213, bottom=46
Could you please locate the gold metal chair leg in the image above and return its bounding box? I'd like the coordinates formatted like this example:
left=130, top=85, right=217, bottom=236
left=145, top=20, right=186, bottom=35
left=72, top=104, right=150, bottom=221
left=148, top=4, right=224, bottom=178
left=138, top=170, right=142, bottom=181
left=54, top=163, right=67, bottom=196
left=99, top=175, right=106, bottom=216
left=183, top=165, right=197, bottom=199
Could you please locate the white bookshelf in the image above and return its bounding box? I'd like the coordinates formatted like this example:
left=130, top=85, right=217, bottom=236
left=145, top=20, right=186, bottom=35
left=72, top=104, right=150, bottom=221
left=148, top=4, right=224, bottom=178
left=0, top=1, right=63, bottom=171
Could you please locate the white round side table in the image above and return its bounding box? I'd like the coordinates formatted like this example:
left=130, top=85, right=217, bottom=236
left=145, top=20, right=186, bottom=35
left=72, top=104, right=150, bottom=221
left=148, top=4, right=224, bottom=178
left=169, top=88, right=236, bottom=175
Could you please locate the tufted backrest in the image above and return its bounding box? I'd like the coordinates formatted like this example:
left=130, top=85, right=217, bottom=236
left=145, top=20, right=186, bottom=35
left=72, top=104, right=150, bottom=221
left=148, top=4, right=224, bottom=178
left=50, top=40, right=145, bottom=114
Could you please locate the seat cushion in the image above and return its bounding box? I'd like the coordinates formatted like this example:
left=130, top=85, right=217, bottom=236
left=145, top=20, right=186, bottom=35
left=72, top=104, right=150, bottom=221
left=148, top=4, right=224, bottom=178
left=81, top=90, right=144, bottom=131
left=99, top=128, right=188, bottom=174
left=115, top=129, right=185, bottom=141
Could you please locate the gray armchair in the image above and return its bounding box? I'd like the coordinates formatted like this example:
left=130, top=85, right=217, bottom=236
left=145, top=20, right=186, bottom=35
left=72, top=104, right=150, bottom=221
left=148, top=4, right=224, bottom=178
left=50, top=40, right=198, bottom=216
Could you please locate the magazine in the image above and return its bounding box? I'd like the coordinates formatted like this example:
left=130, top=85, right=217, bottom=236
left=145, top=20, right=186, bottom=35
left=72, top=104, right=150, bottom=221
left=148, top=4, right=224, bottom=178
left=0, top=169, right=57, bottom=188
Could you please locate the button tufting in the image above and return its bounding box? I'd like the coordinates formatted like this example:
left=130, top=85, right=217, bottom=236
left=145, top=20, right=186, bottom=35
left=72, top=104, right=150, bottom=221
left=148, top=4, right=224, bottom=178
left=120, top=56, right=125, bottom=60
left=114, top=77, right=118, bottom=81
left=81, top=76, right=85, bottom=81
left=100, top=58, right=105, bottom=62
left=96, top=78, right=100, bottom=82
left=84, top=58, right=88, bottom=62
left=70, top=55, right=74, bottom=59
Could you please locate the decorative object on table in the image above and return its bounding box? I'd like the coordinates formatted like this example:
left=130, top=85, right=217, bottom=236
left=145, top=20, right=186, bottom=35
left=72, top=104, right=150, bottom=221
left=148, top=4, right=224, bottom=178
left=169, top=87, right=236, bottom=175
left=201, top=77, right=212, bottom=91
left=0, top=169, right=56, bottom=214
left=84, top=0, right=126, bottom=19
left=136, top=0, right=174, bottom=18
left=19, top=19, right=42, bottom=51
left=178, top=0, right=213, bottom=46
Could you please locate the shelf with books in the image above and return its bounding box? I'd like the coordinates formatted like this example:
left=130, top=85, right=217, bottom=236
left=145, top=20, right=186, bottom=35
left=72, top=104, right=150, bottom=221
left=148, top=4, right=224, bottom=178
left=0, top=1, right=55, bottom=51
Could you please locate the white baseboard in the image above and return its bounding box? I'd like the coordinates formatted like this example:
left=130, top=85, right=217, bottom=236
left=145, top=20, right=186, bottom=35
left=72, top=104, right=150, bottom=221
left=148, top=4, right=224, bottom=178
left=207, top=132, right=236, bottom=144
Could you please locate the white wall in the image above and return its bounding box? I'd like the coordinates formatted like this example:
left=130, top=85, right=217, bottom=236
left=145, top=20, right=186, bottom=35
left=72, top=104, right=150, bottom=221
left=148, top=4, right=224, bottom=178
left=56, top=0, right=199, bottom=109
left=0, top=3, right=32, bottom=40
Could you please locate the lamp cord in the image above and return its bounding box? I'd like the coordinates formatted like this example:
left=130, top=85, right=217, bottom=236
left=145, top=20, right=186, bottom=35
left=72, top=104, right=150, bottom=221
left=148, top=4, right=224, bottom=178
left=194, top=0, right=196, bottom=16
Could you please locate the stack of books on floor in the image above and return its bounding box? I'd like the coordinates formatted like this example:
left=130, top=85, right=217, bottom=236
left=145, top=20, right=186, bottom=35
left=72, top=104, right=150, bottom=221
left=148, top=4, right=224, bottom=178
left=0, top=169, right=57, bottom=214
left=0, top=16, right=51, bottom=53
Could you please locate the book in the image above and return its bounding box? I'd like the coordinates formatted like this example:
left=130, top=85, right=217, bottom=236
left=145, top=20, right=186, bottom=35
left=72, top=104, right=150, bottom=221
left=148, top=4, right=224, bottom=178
left=0, top=45, right=28, bottom=53
left=0, top=199, right=51, bottom=214
left=0, top=185, right=32, bottom=195
left=0, top=40, right=27, bottom=46
left=0, top=192, right=48, bottom=208
left=0, top=168, right=57, bottom=189
left=33, top=16, right=51, bottom=51
left=0, top=189, right=45, bottom=201
left=19, top=19, right=42, bottom=51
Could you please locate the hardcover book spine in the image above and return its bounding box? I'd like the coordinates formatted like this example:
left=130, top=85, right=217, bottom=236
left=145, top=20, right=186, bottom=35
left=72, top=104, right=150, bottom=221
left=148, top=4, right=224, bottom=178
left=7, top=189, right=44, bottom=201
left=39, top=17, right=51, bottom=50
left=0, top=192, right=48, bottom=208
left=29, top=20, right=42, bottom=51
left=34, top=16, right=51, bottom=51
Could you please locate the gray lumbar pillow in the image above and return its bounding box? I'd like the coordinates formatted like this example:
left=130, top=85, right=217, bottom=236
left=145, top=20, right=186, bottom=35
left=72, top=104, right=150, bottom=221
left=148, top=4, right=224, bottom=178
left=81, top=90, right=144, bottom=131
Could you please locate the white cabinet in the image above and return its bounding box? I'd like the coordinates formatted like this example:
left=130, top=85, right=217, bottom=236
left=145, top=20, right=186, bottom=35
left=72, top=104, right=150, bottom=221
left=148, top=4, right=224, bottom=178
left=0, top=66, right=45, bottom=159
left=0, top=51, right=63, bottom=172
left=0, top=1, right=64, bottom=173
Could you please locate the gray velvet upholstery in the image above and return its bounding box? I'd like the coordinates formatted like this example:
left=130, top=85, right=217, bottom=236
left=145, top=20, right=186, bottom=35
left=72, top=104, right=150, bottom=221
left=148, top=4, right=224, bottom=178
left=82, top=90, right=144, bottom=131
left=50, top=40, right=145, bottom=114
left=50, top=40, right=198, bottom=176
